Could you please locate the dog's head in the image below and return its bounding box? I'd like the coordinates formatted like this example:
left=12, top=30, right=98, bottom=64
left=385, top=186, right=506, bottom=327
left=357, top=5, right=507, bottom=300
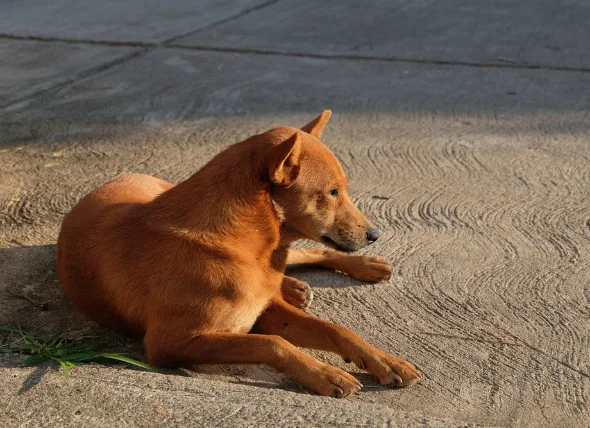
left=264, top=111, right=379, bottom=252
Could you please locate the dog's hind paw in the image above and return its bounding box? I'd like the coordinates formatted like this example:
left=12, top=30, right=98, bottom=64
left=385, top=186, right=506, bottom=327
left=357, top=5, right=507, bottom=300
left=281, top=276, right=313, bottom=310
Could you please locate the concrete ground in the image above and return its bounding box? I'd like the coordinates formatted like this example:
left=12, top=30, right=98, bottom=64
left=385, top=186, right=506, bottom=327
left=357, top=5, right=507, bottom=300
left=1, top=1, right=589, bottom=426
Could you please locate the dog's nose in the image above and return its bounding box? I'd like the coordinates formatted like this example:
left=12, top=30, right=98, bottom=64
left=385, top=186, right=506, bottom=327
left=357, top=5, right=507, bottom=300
left=366, top=228, right=380, bottom=243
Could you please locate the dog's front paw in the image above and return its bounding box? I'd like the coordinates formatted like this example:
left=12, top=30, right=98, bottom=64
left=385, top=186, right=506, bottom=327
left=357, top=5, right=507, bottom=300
left=351, top=349, right=421, bottom=387
left=344, top=256, right=392, bottom=282
left=281, top=276, right=313, bottom=310
left=299, top=363, right=362, bottom=398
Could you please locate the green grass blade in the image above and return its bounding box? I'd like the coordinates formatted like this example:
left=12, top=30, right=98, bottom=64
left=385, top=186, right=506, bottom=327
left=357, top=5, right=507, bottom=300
left=57, top=359, right=71, bottom=378
left=1, top=324, right=151, bottom=376
left=16, top=343, right=40, bottom=352
left=47, top=332, right=63, bottom=347
left=97, top=354, right=152, bottom=369
left=0, top=327, right=22, bottom=334
left=59, top=351, right=106, bottom=362
left=23, top=354, right=50, bottom=365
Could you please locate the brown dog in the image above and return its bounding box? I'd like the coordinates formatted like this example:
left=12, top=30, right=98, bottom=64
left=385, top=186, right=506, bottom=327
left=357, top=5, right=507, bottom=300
left=57, top=111, right=420, bottom=397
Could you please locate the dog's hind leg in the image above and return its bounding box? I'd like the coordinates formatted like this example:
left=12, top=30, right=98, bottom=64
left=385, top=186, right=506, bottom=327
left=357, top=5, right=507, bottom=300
left=143, top=328, right=361, bottom=397
left=286, top=248, right=392, bottom=282
left=254, top=298, right=420, bottom=388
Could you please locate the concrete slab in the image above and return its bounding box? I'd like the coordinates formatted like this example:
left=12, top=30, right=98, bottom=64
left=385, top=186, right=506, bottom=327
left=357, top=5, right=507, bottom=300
left=0, top=0, right=271, bottom=43
left=2, top=48, right=589, bottom=126
left=177, top=0, right=590, bottom=69
left=1, top=47, right=589, bottom=427
left=0, top=40, right=136, bottom=109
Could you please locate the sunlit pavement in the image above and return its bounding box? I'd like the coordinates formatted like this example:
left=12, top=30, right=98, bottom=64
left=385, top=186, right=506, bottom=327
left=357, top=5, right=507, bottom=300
left=1, top=1, right=589, bottom=426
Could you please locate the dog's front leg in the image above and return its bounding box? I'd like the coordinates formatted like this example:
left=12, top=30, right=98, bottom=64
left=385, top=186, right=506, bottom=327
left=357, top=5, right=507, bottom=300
left=254, top=298, right=420, bottom=387
left=286, top=248, right=392, bottom=282
left=281, top=276, right=313, bottom=309
left=143, top=328, right=361, bottom=397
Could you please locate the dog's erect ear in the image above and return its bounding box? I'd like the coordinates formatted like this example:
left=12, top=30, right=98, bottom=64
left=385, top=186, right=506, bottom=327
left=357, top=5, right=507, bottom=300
left=301, top=110, right=332, bottom=138
left=268, top=132, right=302, bottom=186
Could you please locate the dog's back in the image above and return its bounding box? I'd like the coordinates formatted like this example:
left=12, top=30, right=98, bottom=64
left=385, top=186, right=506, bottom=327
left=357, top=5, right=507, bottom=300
left=57, top=174, right=174, bottom=336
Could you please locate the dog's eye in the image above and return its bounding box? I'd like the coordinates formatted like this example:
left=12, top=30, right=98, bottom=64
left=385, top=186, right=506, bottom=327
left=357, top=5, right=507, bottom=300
left=329, top=188, right=339, bottom=197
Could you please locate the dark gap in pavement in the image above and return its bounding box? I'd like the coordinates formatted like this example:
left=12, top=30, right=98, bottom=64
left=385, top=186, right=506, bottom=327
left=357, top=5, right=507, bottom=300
left=1, top=33, right=590, bottom=74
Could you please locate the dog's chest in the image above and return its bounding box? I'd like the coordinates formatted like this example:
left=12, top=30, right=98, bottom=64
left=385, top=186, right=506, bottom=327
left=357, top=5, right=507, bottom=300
left=225, top=298, right=271, bottom=334
left=219, top=269, right=282, bottom=334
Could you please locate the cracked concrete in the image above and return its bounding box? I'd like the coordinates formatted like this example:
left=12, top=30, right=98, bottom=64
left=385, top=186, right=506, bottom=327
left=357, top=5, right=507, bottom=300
left=0, top=40, right=137, bottom=109
left=176, top=0, right=590, bottom=70
left=1, top=1, right=589, bottom=427
left=0, top=0, right=271, bottom=43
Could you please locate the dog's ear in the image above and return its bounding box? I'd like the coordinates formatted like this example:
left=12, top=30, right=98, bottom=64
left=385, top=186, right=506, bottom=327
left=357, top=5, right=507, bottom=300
left=301, top=110, right=332, bottom=138
left=268, top=132, right=302, bottom=186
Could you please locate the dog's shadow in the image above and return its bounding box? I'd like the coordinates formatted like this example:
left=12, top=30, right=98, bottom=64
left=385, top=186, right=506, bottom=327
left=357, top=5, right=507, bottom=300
left=0, top=244, right=154, bottom=393
left=286, top=265, right=366, bottom=289
left=1, top=244, right=369, bottom=395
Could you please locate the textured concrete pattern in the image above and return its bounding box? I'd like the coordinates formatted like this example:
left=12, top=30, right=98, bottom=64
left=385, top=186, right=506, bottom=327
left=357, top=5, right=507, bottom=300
left=1, top=1, right=589, bottom=427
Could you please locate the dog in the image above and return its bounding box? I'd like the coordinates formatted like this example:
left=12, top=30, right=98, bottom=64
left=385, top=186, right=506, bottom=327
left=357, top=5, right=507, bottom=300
left=57, top=111, right=420, bottom=397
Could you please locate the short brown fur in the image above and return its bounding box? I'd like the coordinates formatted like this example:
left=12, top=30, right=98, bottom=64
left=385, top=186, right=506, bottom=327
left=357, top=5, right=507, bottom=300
left=57, top=111, right=420, bottom=397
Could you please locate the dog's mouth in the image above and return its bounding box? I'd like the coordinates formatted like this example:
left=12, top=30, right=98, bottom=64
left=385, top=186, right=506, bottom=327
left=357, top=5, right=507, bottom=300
left=321, top=235, right=354, bottom=253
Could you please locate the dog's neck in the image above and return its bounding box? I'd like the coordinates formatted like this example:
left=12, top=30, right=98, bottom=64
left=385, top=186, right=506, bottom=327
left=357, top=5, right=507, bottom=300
left=146, top=140, right=281, bottom=254
left=277, top=224, right=306, bottom=248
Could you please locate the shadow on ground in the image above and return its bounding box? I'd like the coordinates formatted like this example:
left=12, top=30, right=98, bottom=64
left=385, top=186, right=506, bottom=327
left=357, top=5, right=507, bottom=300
left=286, top=265, right=365, bottom=288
